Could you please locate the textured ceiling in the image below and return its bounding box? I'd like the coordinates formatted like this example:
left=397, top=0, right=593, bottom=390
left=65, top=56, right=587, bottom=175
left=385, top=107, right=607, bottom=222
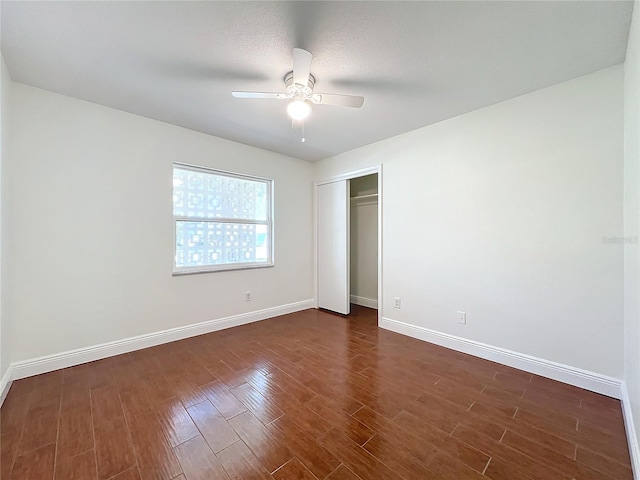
left=1, top=1, right=634, bottom=161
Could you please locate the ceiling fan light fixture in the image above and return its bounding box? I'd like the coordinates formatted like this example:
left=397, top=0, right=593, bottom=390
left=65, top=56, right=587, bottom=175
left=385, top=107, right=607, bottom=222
left=287, top=100, right=311, bottom=120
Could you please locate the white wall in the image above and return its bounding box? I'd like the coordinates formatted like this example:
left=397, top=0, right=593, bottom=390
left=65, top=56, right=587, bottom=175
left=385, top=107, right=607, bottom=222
left=350, top=202, right=378, bottom=303
left=7, top=84, right=314, bottom=362
left=0, top=55, right=11, bottom=382
left=315, top=66, right=624, bottom=378
left=623, top=0, right=640, bottom=473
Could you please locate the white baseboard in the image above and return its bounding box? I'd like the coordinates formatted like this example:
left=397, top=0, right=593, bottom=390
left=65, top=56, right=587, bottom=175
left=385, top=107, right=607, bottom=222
left=350, top=295, right=378, bottom=309
left=9, top=300, right=314, bottom=383
left=380, top=317, right=622, bottom=398
left=0, top=366, right=13, bottom=405
left=621, top=383, right=640, bottom=479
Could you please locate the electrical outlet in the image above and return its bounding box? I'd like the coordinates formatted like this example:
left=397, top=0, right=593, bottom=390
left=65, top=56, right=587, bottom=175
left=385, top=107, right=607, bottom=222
left=245, top=291, right=252, bottom=302
left=457, top=311, right=466, bottom=324
left=394, top=297, right=401, bottom=309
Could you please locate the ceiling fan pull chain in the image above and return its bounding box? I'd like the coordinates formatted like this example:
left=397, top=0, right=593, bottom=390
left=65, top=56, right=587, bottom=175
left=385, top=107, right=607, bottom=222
left=290, top=118, right=306, bottom=143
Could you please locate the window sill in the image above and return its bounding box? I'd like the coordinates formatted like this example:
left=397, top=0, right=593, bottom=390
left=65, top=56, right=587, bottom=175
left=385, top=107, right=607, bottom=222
left=172, top=263, right=274, bottom=276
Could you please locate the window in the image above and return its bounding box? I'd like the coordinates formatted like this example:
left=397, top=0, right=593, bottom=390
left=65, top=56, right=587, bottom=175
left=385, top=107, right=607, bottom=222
left=172, top=163, right=273, bottom=274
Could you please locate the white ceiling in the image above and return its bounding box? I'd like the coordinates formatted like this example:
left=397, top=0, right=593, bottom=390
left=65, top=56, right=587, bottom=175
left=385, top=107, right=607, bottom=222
left=1, top=1, right=634, bottom=161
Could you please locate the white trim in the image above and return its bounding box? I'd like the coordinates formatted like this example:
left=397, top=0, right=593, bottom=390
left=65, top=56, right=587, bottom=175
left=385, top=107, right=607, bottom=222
left=621, top=383, right=640, bottom=479
left=316, top=166, right=380, bottom=186
left=380, top=317, right=623, bottom=398
left=0, top=366, right=12, bottom=406
left=313, top=178, right=319, bottom=309
left=9, top=300, right=313, bottom=382
left=350, top=295, right=378, bottom=309
left=376, top=166, right=383, bottom=326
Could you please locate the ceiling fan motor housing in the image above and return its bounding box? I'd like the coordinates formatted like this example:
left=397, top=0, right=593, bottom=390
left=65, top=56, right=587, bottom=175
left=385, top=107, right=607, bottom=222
left=284, top=71, right=315, bottom=99
left=232, top=49, right=364, bottom=111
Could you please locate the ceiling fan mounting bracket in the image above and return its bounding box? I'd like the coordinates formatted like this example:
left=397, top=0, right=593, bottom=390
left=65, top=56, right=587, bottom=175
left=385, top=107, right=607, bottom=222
left=284, top=71, right=315, bottom=97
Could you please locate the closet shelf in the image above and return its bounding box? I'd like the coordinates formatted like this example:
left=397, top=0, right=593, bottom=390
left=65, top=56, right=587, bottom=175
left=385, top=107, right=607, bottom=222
left=350, top=193, right=378, bottom=201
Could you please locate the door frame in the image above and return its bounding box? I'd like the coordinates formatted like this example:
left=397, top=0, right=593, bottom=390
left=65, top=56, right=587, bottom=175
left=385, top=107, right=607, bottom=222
left=314, top=165, right=383, bottom=324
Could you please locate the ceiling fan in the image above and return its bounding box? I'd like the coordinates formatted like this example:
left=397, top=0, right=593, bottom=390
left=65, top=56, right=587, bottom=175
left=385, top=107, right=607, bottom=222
left=232, top=48, right=364, bottom=127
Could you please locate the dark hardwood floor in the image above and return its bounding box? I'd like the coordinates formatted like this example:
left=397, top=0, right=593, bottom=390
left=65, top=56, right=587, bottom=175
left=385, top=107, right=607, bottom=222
left=0, top=305, right=633, bottom=479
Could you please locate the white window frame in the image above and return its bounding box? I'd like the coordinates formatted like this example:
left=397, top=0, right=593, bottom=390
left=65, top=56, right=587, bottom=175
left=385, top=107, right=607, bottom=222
left=172, top=162, right=274, bottom=275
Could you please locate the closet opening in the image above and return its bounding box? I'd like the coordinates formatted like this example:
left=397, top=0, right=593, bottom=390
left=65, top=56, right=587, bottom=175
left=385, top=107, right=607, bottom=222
left=349, top=174, right=378, bottom=311
left=316, top=168, right=381, bottom=321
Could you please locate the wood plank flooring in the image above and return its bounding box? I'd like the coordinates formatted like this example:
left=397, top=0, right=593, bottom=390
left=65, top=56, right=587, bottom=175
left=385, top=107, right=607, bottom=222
left=0, top=306, right=633, bottom=479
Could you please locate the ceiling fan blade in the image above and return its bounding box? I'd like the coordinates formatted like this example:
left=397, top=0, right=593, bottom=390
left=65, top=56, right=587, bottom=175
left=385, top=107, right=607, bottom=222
left=312, top=93, right=365, bottom=108
left=232, top=92, right=286, bottom=100
left=292, top=48, right=312, bottom=87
